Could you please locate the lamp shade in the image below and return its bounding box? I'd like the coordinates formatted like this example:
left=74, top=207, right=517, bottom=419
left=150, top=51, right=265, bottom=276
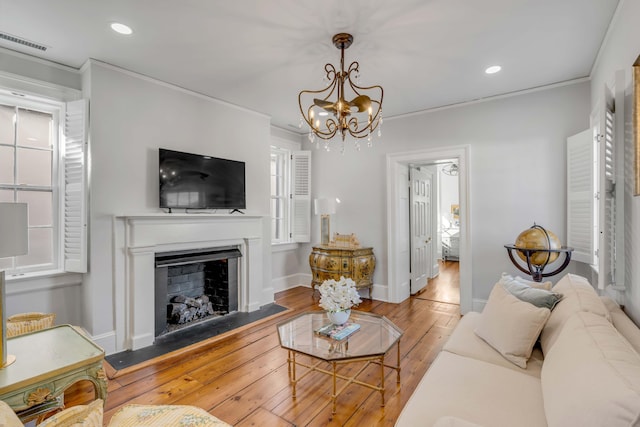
left=0, top=203, right=28, bottom=258
left=314, top=198, right=337, bottom=216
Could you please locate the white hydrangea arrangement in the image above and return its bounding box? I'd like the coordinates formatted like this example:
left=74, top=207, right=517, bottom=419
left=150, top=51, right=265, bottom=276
left=318, top=276, right=362, bottom=312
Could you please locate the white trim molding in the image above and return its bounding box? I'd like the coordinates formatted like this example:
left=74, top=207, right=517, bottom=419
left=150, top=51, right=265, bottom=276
left=386, top=145, right=472, bottom=313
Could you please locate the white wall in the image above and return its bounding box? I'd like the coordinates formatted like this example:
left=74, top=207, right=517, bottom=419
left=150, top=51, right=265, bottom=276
left=83, top=61, right=272, bottom=352
left=439, top=166, right=460, bottom=228
left=310, top=81, right=591, bottom=303
left=590, top=0, right=640, bottom=323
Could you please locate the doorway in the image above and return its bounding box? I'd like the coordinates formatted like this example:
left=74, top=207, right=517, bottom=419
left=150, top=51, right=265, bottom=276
left=409, top=161, right=460, bottom=303
left=386, top=146, right=471, bottom=314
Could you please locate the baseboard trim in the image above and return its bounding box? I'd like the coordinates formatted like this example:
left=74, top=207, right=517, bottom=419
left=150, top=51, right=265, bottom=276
left=91, top=330, right=117, bottom=355
left=272, top=273, right=311, bottom=292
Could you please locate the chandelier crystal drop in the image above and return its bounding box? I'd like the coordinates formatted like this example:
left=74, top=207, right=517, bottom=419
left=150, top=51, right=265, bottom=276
left=298, top=33, right=384, bottom=147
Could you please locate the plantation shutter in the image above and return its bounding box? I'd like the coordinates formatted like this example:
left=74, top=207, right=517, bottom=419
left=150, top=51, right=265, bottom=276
left=566, top=129, right=595, bottom=264
left=291, top=150, right=311, bottom=242
left=597, top=106, right=616, bottom=290
left=63, top=99, right=88, bottom=273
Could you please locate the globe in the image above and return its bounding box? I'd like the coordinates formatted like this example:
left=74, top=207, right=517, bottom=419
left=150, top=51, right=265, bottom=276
left=514, top=224, right=561, bottom=266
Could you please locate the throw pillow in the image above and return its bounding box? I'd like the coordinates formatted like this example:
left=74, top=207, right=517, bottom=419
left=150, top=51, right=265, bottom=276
left=500, top=278, right=563, bottom=310
left=475, top=283, right=551, bottom=368
left=512, top=274, right=552, bottom=291
left=500, top=272, right=552, bottom=291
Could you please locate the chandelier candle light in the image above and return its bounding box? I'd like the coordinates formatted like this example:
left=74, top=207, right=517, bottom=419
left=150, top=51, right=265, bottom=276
left=299, top=33, right=384, bottom=152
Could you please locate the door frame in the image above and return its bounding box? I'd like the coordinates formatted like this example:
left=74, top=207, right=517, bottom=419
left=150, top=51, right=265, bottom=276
left=386, top=145, right=471, bottom=313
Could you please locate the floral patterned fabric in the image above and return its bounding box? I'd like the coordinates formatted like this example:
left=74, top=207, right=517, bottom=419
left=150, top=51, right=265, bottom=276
left=38, top=399, right=103, bottom=427
left=108, top=404, right=230, bottom=426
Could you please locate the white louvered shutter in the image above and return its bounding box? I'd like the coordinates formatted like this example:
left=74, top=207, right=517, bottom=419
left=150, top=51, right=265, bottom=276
left=291, top=151, right=311, bottom=242
left=64, top=99, right=88, bottom=273
left=566, top=129, right=595, bottom=264
left=597, top=106, right=616, bottom=290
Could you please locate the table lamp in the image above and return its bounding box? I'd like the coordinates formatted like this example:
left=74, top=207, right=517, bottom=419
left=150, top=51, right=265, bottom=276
left=314, top=198, right=337, bottom=245
left=0, top=203, right=28, bottom=368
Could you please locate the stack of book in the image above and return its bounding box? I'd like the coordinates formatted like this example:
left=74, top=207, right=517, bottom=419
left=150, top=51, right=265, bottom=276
left=315, top=322, right=361, bottom=341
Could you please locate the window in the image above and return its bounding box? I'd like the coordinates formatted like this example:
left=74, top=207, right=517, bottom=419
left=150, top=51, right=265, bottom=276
left=0, top=89, right=87, bottom=276
left=270, top=142, right=311, bottom=244
left=271, top=148, right=288, bottom=243
left=567, top=76, right=625, bottom=292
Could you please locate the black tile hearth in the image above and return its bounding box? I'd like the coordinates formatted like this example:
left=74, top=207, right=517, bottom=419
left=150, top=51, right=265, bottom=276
left=105, top=303, right=288, bottom=370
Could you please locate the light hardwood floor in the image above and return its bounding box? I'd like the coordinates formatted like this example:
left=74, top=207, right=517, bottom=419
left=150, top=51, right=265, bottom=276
left=416, top=260, right=460, bottom=305
left=65, top=281, right=461, bottom=426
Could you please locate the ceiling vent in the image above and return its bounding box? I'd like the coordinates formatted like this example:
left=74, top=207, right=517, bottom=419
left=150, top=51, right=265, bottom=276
left=0, top=32, right=47, bottom=51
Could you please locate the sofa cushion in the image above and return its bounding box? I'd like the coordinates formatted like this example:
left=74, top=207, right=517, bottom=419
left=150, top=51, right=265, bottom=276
left=540, top=273, right=610, bottom=356
left=602, top=296, right=640, bottom=355
left=443, top=312, right=543, bottom=377
left=394, top=351, right=547, bottom=427
left=500, top=272, right=553, bottom=291
left=433, top=416, right=485, bottom=427
left=475, top=283, right=550, bottom=368
left=541, top=311, right=640, bottom=427
left=499, top=276, right=562, bottom=310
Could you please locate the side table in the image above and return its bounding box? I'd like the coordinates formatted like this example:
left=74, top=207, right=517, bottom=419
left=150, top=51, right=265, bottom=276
left=0, top=325, right=107, bottom=422
left=309, top=246, right=376, bottom=295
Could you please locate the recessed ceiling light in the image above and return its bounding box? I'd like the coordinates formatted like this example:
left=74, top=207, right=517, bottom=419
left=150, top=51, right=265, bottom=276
left=111, top=22, right=133, bottom=35
left=485, top=65, right=502, bottom=74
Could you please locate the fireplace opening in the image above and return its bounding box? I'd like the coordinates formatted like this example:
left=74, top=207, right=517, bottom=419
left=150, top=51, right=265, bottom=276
left=154, top=247, right=241, bottom=338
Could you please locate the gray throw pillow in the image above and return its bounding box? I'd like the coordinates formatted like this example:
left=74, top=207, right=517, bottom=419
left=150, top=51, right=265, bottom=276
left=501, top=279, right=563, bottom=310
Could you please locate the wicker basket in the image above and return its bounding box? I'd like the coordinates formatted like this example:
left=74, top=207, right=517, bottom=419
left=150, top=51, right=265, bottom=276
left=7, top=312, right=56, bottom=337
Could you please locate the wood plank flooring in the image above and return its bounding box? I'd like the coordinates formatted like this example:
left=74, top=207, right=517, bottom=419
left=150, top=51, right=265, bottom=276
left=416, top=260, right=460, bottom=305
left=65, top=280, right=461, bottom=426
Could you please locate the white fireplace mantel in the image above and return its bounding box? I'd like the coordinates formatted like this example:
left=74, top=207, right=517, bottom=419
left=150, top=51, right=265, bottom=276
left=115, top=213, right=265, bottom=351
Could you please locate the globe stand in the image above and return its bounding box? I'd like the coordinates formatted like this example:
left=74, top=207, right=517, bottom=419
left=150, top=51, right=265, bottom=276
left=504, top=245, right=573, bottom=282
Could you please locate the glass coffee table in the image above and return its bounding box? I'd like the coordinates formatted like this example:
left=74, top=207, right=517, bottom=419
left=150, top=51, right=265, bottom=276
left=277, top=310, right=403, bottom=413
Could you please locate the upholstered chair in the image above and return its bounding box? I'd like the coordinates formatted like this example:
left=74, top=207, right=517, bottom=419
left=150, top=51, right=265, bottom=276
left=0, top=399, right=231, bottom=427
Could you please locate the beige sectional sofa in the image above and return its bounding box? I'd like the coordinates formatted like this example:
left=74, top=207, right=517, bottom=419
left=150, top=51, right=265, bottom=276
left=395, top=273, right=640, bottom=427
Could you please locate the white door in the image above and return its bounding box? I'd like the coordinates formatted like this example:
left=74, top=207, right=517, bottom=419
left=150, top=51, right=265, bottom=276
left=410, top=167, right=433, bottom=294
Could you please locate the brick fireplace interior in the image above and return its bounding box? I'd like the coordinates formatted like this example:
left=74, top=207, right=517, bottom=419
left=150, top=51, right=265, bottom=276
left=154, top=246, right=241, bottom=338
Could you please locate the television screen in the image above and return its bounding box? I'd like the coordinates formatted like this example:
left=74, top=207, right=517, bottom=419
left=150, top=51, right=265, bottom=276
left=159, top=148, right=246, bottom=210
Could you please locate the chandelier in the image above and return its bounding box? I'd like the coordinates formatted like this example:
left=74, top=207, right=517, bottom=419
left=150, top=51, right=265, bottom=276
left=442, top=163, right=459, bottom=176
left=298, top=33, right=384, bottom=151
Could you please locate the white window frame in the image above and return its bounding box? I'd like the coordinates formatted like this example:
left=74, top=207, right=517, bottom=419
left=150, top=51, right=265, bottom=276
left=270, top=137, right=310, bottom=246
left=0, top=74, right=86, bottom=278
left=0, top=92, right=61, bottom=275
left=271, top=147, right=290, bottom=244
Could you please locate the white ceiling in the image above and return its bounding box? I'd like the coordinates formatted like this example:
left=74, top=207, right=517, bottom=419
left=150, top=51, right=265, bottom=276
left=0, top=0, right=619, bottom=132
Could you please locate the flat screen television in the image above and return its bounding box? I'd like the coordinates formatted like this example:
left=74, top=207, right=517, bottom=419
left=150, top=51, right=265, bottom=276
left=159, top=148, right=246, bottom=210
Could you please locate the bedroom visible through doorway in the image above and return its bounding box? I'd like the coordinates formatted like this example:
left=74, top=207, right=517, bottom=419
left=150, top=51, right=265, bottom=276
left=409, top=160, right=460, bottom=306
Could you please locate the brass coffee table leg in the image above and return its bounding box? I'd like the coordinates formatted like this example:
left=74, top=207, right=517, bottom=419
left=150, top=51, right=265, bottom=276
left=380, top=355, right=385, bottom=406
left=292, top=352, right=297, bottom=398
left=396, top=340, right=401, bottom=384
left=332, top=361, right=337, bottom=414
